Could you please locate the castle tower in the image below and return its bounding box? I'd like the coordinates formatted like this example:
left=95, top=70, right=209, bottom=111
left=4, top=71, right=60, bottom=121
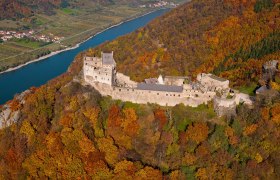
left=84, top=51, right=117, bottom=86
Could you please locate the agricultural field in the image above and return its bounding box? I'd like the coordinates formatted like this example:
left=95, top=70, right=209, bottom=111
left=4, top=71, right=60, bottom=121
left=0, top=3, right=168, bottom=72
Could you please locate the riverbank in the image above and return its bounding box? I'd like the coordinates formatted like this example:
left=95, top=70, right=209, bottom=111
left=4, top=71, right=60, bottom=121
left=0, top=8, right=170, bottom=105
left=0, top=8, right=168, bottom=75
left=0, top=45, right=77, bottom=75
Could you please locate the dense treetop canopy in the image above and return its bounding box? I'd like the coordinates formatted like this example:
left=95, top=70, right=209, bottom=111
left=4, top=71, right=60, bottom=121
left=0, top=0, right=280, bottom=179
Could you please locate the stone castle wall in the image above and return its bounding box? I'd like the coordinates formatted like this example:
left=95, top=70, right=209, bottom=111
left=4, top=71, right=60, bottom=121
left=87, top=80, right=216, bottom=107
left=84, top=59, right=116, bottom=86
left=116, top=73, right=137, bottom=88
left=213, top=97, right=237, bottom=117
left=164, top=76, right=186, bottom=86
left=83, top=55, right=253, bottom=110
left=197, top=73, right=229, bottom=91
left=213, top=93, right=253, bottom=117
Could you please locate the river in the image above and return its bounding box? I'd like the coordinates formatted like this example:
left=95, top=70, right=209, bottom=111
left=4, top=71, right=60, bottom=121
left=0, top=9, right=169, bottom=105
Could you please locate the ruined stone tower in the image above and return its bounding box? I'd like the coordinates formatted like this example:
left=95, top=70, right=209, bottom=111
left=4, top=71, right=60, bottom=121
left=83, top=51, right=117, bottom=86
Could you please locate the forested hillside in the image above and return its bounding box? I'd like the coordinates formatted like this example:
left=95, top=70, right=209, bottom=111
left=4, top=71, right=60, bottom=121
left=89, top=0, right=279, bottom=88
left=0, top=0, right=280, bottom=179
left=0, top=52, right=280, bottom=179
left=0, top=0, right=66, bottom=19
left=0, top=0, right=154, bottom=19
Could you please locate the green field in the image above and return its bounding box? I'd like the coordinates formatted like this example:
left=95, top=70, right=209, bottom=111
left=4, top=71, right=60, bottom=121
left=61, top=8, right=78, bottom=15
left=0, top=5, right=148, bottom=72
left=12, top=38, right=50, bottom=49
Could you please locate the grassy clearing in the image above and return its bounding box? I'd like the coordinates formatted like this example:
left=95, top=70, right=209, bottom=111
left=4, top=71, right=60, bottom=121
left=4, top=43, right=32, bottom=51
left=61, top=8, right=78, bottom=15
left=0, top=20, right=24, bottom=29
left=13, top=39, right=49, bottom=49
left=0, top=44, right=22, bottom=58
left=238, top=83, right=258, bottom=96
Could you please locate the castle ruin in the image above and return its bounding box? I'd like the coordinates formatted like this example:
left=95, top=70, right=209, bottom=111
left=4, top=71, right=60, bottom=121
left=83, top=52, right=253, bottom=115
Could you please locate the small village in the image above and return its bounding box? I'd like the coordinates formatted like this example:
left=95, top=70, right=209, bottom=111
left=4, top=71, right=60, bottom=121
left=0, top=30, right=64, bottom=43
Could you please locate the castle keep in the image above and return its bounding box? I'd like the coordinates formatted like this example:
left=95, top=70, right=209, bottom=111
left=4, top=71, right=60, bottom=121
left=83, top=52, right=253, bottom=112
left=84, top=52, right=117, bottom=86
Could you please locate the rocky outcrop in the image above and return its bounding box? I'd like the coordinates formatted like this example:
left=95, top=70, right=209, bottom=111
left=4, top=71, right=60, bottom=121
left=0, top=90, right=30, bottom=129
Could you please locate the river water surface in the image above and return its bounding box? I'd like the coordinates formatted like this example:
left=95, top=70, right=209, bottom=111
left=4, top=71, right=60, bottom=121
left=0, top=9, right=169, bottom=104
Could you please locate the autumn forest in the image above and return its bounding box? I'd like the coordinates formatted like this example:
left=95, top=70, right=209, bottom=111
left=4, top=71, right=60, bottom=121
left=0, top=0, right=280, bottom=179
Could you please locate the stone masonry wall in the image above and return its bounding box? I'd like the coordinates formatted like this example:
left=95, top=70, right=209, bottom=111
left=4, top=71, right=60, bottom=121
left=213, top=97, right=237, bottom=117
left=116, top=73, right=137, bottom=88
left=88, top=81, right=216, bottom=107
left=84, top=62, right=115, bottom=86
